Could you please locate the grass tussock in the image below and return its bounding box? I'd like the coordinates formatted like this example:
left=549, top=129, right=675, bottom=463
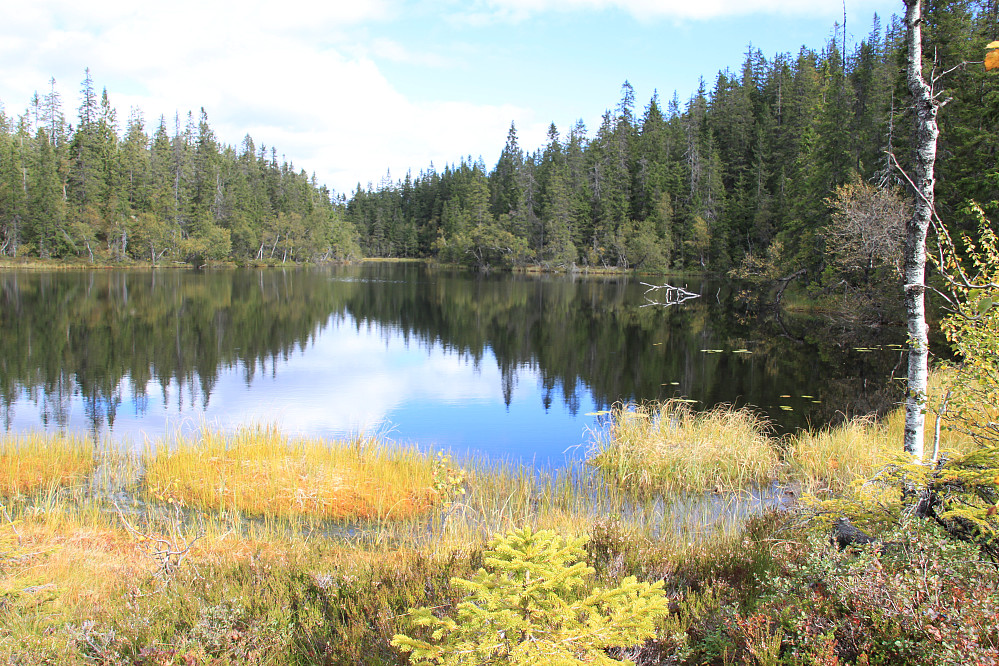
left=144, top=426, right=440, bottom=521
left=588, top=400, right=779, bottom=494
left=0, top=432, right=95, bottom=497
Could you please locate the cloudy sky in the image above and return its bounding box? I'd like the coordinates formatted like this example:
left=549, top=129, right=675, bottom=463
left=1, top=0, right=901, bottom=197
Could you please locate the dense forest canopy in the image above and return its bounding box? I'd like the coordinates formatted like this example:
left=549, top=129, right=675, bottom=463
left=0, top=70, right=362, bottom=266
left=0, top=1, right=996, bottom=279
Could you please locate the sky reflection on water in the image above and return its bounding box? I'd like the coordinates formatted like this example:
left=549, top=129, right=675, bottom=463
left=6, top=312, right=598, bottom=465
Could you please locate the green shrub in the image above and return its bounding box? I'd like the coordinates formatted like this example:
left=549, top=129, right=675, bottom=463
left=754, top=523, right=999, bottom=665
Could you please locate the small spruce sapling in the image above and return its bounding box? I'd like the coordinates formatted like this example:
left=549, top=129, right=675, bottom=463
left=391, top=526, right=669, bottom=665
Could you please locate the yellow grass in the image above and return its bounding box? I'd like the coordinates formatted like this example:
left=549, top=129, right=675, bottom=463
left=884, top=365, right=981, bottom=458
left=788, top=417, right=896, bottom=492
left=0, top=432, right=95, bottom=497
left=0, top=519, right=139, bottom=611
left=789, top=366, right=997, bottom=497
left=0, top=425, right=778, bottom=663
left=588, top=400, right=779, bottom=494
left=143, top=426, right=441, bottom=521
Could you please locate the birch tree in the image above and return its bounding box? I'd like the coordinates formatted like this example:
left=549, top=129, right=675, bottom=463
left=901, top=0, right=939, bottom=462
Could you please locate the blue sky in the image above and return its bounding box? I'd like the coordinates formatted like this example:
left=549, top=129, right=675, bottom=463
left=0, top=0, right=901, bottom=196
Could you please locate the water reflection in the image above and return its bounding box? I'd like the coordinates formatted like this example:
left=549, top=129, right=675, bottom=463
left=0, top=265, right=905, bottom=463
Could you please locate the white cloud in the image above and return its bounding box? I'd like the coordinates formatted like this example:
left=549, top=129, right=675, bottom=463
left=367, top=38, right=457, bottom=68
left=460, top=0, right=875, bottom=21
left=0, top=0, right=540, bottom=194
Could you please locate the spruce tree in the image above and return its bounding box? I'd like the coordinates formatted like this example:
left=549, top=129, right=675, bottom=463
left=392, top=527, right=669, bottom=666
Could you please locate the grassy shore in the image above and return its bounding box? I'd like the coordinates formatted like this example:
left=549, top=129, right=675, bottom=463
left=0, top=256, right=360, bottom=271
left=1, top=378, right=996, bottom=664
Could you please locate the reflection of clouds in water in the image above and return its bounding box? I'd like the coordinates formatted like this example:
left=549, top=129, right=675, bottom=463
left=5, top=316, right=513, bottom=444
left=4, top=314, right=596, bottom=463
left=209, top=321, right=504, bottom=437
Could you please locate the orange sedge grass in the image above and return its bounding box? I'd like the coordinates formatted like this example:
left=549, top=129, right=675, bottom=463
left=0, top=432, right=95, bottom=497
left=144, top=426, right=441, bottom=521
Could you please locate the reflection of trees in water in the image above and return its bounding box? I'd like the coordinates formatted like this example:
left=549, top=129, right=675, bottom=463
left=338, top=266, right=906, bottom=429
left=0, top=269, right=355, bottom=435
left=0, top=265, right=906, bottom=435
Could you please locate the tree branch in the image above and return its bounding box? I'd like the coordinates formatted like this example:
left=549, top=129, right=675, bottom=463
left=889, top=152, right=999, bottom=294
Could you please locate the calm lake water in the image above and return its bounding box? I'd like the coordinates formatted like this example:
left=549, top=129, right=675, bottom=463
left=0, top=264, right=905, bottom=465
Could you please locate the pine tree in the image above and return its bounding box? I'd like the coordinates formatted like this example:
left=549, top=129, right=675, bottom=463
left=27, top=129, right=67, bottom=258
left=490, top=122, right=524, bottom=219
left=68, top=69, right=103, bottom=214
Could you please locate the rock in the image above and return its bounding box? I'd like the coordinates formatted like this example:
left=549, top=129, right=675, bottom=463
left=832, top=516, right=877, bottom=550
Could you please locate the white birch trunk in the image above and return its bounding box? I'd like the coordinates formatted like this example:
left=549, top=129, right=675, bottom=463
left=902, top=0, right=938, bottom=462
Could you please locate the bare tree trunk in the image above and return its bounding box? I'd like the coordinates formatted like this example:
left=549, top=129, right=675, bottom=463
left=902, top=0, right=938, bottom=461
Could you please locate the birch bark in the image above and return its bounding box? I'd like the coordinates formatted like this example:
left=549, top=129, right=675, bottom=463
left=902, top=0, right=938, bottom=461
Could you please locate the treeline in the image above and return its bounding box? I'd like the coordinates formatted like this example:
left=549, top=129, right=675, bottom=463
left=0, top=70, right=361, bottom=264
left=347, top=1, right=997, bottom=276
left=1, top=2, right=995, bottom=272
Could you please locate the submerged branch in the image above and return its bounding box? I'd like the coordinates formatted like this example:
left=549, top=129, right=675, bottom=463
left=640, top=282, right=701, bottom=308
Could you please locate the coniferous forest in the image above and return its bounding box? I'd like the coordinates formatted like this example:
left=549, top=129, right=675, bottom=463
left=0, top=71, right=362, bottom=266
left=1, top=2, right=996, bottom=284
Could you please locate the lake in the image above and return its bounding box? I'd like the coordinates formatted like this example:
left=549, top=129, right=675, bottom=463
left=0, top=263, right=905, bottom=465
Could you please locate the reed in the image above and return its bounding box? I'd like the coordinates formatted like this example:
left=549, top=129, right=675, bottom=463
left=588, top=400, right=780, bottom=494
left=0, top=432, right=95, bottom=497
left=143, top=426, right=441, bottom=521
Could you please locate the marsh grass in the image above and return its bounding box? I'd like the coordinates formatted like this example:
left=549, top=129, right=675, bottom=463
left=589, top=367, right=984, bottom=498
left=144, top=426, right=440, bottom=521
left=788, top=416, right=896, bottom=492
left=9, top=412, right=987, bottom=664
left=0, top=432, right=769, bottom=665
left=588, top=400, right=780, bottom=494
left=0, top=485, right=767, bottom=665
left=0, top=432, right=96, bottom=497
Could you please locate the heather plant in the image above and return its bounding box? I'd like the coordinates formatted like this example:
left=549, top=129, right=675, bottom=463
left=391, top=526, right=670, bottom=665
left=755, top=523, right=999, bottom=665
